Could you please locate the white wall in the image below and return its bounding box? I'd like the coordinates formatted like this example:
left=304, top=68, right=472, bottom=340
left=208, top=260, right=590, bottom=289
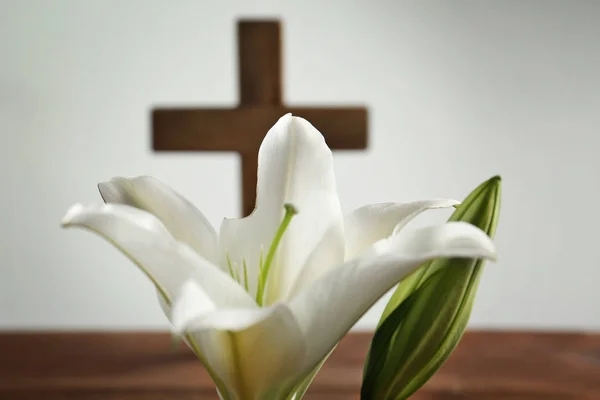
left=2, top=0, right=599, bottom=331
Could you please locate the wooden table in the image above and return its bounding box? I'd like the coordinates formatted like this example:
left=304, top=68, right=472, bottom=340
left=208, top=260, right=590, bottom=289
left=1, top=331, right=599, bottom=399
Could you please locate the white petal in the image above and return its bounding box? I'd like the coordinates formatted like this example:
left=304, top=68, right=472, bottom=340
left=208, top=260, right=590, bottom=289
left=289, top=200, right=459, bottom=298
left=61, top=203, right=255, bottom=309
left=171, top=280, right=217, bottom=333
left=288, top=222, right=496, bottom=372
left=344, top=199, right=459, bottom=261
left=174, top=283, right=305, bottom=399
left=219, top=114, right=343, bottom=303
left=285, top=221, right=345, bottom=300
left=98, top=176, right=219, bottom=265
left=157, top=291, right=171, bottom=319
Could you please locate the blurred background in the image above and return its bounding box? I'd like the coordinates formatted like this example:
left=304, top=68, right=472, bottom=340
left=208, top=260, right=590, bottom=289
left=1, top=0, right=599, bottom=333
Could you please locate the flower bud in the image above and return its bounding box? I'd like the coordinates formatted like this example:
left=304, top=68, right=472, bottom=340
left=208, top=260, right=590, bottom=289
left=361, top=176, right=501, bottom=400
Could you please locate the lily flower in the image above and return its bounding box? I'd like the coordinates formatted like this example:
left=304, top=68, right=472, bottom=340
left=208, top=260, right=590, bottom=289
left=61, top=114, right=496, bottom=400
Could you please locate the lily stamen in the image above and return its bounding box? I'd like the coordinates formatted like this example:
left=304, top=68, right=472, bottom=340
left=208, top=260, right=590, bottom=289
left=256, top=203, right=298, bottom=305
left=226, top=254, right=235, bottom=281
left=243, top=259, right=249, bottom=291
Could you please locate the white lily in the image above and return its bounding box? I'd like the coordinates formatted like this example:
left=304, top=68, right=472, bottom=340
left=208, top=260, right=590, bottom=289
left=61, top=114, right=496, bottom=400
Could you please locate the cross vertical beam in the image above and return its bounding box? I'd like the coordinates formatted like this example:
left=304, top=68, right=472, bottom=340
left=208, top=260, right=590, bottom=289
left=239, top=20, right=282, bottom=106
left=238, top=21, right=282, bottom=216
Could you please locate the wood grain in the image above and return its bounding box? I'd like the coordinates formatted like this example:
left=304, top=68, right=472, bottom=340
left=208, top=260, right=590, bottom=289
left=1, top=331, right=599, bottom=399
left=151, top=20, right=369, bottom=217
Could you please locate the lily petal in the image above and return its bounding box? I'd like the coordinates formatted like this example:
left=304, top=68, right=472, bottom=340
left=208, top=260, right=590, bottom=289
left=61, top=203, right=255, bottom=309
left=288, top=222, right=496, bottom=373
left=344, top=199, right=460, bottom=261
left=98, top=176, right=219, bottom=265
left=290, top=199, right=459, bottom=298
left=285, top=221, right=345, bottom=300
left=219, top=114, right=343, bottom=303
left=173, top=281, right=305, bottom=400
left=171, top=280, right=217, bottom=332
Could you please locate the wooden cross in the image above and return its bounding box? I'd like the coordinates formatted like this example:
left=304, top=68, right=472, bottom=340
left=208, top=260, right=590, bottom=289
left=152, top=20, right=368, bottom=217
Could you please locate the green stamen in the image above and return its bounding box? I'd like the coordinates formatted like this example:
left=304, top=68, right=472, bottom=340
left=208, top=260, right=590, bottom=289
left=226, top=254, right=235, bottom=280
left=233, top=262, right=241, bottom=283
left=243, top=259, right=249, bottom=291
left=256, top=203, right=298, bottom=306
left=256, top=246, right=265, bottom=299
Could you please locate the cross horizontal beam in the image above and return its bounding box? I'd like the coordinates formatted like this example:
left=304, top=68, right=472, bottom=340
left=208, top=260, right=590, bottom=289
left=152, top=107, right=368, bottom=152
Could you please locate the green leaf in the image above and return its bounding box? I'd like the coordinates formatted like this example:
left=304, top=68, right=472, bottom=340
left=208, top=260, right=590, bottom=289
left=361, top=175, right=501, bottom=400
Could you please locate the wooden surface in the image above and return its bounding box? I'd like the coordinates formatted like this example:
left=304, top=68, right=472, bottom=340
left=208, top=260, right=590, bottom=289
left=1, top=331, right=599, bottom=399
left=151, top=20, right=368, bottom=217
